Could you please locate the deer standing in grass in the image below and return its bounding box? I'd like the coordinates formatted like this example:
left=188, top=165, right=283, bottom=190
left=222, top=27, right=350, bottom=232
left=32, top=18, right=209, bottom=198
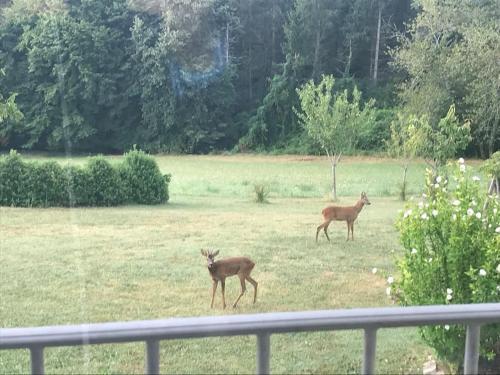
left=316, top=192, right=371, bottom=242
left=201, top=249, right=258, bottom=309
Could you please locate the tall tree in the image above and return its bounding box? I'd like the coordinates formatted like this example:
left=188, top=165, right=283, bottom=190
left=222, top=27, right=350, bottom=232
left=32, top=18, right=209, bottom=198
left=392, top=0, right=499, bottom=157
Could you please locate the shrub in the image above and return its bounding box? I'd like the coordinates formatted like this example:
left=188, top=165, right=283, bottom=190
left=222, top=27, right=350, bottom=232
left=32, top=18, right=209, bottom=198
left=253, top=183, right=270, bottom=203
left=26, top=161, right=66, bottom=207
left=62, top=165, right=91, bottom=207
left=85, top=156, right=125, bottom=206
left=120, top=148, right=169, bottom=204
left=0, top=150, right=30, bottom=206
left=391, top=159, right=500, bottom=369
left=0, top=149, right=170, bottom=207
left=357, top=108, right=395, bottom=151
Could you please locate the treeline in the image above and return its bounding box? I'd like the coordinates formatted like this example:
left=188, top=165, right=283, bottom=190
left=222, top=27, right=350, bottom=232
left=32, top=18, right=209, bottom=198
left=0, top=0, right=498, bottom=156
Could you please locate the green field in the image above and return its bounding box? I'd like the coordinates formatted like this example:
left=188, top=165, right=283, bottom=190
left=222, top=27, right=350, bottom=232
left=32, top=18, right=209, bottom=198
left=1, top=154, right=468, bottom=373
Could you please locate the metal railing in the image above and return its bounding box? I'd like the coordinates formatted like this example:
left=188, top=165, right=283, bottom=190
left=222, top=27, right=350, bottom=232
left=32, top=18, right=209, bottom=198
left=1, top=303, right=499, bottom=374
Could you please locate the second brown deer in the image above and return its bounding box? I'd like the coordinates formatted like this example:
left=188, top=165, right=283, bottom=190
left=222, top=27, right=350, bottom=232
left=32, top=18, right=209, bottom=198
left=201, top=249, right=258, bottom=309
left=316, top=192, right=371, bottom=242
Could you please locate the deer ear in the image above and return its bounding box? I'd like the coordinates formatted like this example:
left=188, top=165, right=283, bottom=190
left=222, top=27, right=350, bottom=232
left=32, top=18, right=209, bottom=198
left=201, top=249, right=207, bottom=256
left=213, top=250, right=220, bottom=257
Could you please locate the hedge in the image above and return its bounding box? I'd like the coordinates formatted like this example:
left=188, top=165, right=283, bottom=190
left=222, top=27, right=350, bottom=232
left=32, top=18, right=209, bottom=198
left=0, top=149, right=170, bottom=207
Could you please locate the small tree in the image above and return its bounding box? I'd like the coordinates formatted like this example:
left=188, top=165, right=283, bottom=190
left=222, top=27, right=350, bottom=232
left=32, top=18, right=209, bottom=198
left=386, top=113, right=424, bottom=200
left=295, top=75, right=375, bottom=200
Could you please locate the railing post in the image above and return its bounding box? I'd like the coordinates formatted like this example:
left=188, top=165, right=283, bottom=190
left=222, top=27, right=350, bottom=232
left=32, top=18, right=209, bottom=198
left=256, top=333, right=270, bottom=375
left=145, top=340, right=160, bottom=375
left=464, top=324, right=481, bottom=375
left=362, top=328, right=377, bottom=374
left=30, top=346, right=44, bottom=375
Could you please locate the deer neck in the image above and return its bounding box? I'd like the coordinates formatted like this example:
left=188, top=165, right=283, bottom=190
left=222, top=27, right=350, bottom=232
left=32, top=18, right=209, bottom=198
left=354, top=200, right=365, bottom=213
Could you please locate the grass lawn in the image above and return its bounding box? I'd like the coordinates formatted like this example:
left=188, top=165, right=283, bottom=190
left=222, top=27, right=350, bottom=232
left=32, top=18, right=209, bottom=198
left=1, top=154, right=479, bottom=373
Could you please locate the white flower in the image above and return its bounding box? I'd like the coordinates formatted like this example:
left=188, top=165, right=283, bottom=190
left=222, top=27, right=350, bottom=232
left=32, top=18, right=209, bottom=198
left=475, top=212, right=481, bottom=219
left=447, top=288, right=453, bottom=295
left=495, top=227, right=500, bottom=233
left=494, top=208, right=498, bottom=214
left=411, top=248, right=417, bottom=254
left=421, top=213, right=429, bottom=220
left=471, top=200, right=477, bottom=206
left=472, top=176, right=480, bottom=181
left=436, top=176, right=442, bottom=183
left=479, top=269, right=487, bottom=276
left=386, top=287, right=391, bottom=296
left=403, top=209, right=412, bottom=218
left=458, top=157, right=465, bottom=164
left=428, top=257, right=433, bottom=263
left=452, top=199, right=460, bottom=206
left=446, top=294, right=452, bottom=301
left=434, top=183, right=440, bottom=189
left=387, top=276, right=394, bottom=284
left=444, top=325, right=450, bottom=331
left=432, top=210, right=438, bottom=217
left=442, top=187, right=447, bottom=193
left=422, top=193, right=427, bottom=198
left=372, top=268, right=378, bottom=274
left=418, top=201, right=424, bottom=209
left=496, top=264, right=500, bottom=273
left=460, top=164, right=466, bottom=172
left=452, top=214, right=457, bottom=221
left=467, top=208, right=474, bottom=216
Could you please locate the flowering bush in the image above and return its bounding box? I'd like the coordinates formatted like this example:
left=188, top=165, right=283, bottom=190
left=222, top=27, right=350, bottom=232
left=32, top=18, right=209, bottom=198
left=392, top=159, right=500, bottom=367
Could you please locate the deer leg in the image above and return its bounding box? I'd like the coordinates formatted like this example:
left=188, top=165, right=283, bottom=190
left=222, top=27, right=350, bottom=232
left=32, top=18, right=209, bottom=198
left=316, top=223, right=325, bottom=242
left=210, top=280, right=218, bottom=308
left=233, top=274, right=247, bottom=308
left=220, top=279, right=226, bottom=309
left=323, top=220, right=331, bottom=241
left=246, top=276, right=258, bottom=303
left=351, top=222, right=354, bottom=241
left=346, top=221, right=351, bottom=241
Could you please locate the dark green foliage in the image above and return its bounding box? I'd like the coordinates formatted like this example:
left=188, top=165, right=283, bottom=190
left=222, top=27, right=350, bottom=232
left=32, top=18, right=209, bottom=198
left=0, top=149, right=170, bottom=207
left=356, top=108, right=395, bottom=151
left=0, top=0, right=415, bottom=154
left=120, top=148, right=168, bottom=204
left=85, top=156, right=125, bottom=206
left=26, top=161, right=66, bottom=207
left=0, top=150, right=30, bottom=206
left=62, top=165, right=92, bottom=207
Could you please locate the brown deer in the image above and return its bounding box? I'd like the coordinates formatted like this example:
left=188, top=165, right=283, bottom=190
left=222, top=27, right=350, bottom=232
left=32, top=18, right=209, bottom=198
left=201, top=249, right=258, bottom=309
left=316, top=192, right=371, bottom=242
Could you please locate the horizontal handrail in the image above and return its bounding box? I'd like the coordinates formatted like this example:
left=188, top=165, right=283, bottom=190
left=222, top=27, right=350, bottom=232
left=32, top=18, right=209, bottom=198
left=2, top=303, right=500, bottom=349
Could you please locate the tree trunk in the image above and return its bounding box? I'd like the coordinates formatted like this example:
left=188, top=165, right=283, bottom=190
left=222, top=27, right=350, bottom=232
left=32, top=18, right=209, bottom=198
left=401, top=164, right=408, bottom=201
left=332, top=160, right=337, bottom=201
left=312, top=0, right=321, bottom=80
left=225, top=22, right=229, bottom=64
left=373, top=2, right=382, bottom=82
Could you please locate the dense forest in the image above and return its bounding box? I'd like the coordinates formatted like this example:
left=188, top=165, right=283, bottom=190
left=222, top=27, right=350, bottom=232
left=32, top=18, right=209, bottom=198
left=0, top=0, right=498, bottom=156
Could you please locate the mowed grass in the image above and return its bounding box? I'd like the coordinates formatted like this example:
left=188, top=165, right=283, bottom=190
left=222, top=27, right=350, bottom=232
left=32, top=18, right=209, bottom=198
left=2, top=154, right=478, bottom=373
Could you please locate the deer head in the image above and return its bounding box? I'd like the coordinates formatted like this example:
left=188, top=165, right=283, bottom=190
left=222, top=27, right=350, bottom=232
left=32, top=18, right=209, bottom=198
left=201, top=249, right=219, bottom=269
left=361, top=192, right=371, bottom=205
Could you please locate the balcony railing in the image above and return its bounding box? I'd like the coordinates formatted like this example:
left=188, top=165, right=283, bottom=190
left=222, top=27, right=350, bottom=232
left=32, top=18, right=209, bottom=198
left=1, top=303, right=500, bottom=374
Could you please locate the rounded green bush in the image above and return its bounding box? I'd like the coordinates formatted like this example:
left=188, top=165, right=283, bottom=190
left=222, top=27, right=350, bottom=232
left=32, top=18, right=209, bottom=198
left=121, top=148, right=169, bottom=204
left=85, top=156, right=125, bottom=206
left=27, top=161, right=66, bottom=207
left=62, top=165, right=91, bottom=207
left=392, top=160, right=500, bottom=369
left=0, top=150, right=30, bottom=206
